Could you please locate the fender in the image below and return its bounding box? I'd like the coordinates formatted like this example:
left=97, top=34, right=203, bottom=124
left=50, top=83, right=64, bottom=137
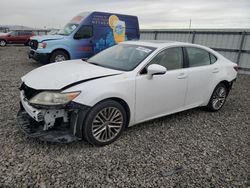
left=203, top=77, right=235, bottom=106
left=63, top=74, right=136, bottom=125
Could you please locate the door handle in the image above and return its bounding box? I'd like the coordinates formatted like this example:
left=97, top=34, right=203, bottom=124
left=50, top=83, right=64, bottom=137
left=177, top=73, right=187, bottom=79
left=212, top=67, right=219, bottom=73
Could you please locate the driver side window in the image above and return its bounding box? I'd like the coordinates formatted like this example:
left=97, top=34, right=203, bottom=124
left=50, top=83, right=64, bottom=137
left=74, top=26, right=93, bottom=39
left=10, top=31, right=18, bottom=36
left=141, top=47, right=183, bottom=74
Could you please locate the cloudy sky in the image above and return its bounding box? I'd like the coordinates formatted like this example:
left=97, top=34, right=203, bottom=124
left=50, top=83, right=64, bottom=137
left=1, top=0, right=250, bottom=29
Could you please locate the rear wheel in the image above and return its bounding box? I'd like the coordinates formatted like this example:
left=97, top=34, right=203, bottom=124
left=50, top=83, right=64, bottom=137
left=0, top=40, right=6, bottom=47
left=50, top=50, right=69, bottom=63
left=83, top=100, right=127, bottom=146
left=206, top=83, right=228, bottom=112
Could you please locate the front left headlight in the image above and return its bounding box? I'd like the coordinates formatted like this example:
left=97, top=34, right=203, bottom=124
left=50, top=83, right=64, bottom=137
left=29, top=91, right=81, bottom=106
left=38, top=42, right=47, bottom=49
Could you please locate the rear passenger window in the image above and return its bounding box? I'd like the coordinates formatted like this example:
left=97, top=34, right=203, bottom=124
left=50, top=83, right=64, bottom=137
left=23, top=31, right=31, bottom=36
left=186, top=47, right=210, bottom=67
left=210, top=53, right=217, bottom=64
left=149, top=47, right=183, bottom=70
left=18, top=31, right=23, bottom=36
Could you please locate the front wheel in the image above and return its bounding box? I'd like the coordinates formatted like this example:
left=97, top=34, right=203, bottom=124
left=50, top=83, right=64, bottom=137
left=83, top=100, right=127, bottom=146
left=0, top=40, right=6, bottom=47
left=206, top=83, right=228, bottom=112
left=50, top=50, right=69, bottom=63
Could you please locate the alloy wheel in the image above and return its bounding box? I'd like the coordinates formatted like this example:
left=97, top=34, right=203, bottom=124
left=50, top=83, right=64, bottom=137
left=0, top=40, right=6, bottom=46
left=212, top=86, right=227, bottom=110
left=92, top=107, right=123, bottom=143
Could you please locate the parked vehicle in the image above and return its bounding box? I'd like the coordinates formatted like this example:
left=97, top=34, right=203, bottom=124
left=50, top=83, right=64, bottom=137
left=18, top=41, right=238, bottom=146
left=0, top=30, right=34, bottom=46
left=28, top=11, right=140, bottom=63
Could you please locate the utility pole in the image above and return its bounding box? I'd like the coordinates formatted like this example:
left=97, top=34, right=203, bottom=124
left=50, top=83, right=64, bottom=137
left=189, top=19, right=192, bottom=29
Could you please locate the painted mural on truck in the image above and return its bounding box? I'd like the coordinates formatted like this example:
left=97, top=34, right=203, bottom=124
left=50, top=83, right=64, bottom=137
left=93, top=15, right=128, bottom=53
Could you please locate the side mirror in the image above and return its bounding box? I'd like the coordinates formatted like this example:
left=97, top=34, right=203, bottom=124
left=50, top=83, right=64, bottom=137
left=147, top=64, right=167, bottom=78
left=7, top=34, right=11, bottom=37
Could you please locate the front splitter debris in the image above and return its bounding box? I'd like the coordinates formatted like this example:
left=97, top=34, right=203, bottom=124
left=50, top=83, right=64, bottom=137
left=17, top=110, right=80, bottom=143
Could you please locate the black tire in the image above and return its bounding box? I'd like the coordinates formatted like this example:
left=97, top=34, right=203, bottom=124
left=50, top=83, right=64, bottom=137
left=206, top=83, right=228, bottom=112
left=50, top=50, right=69, bottom=63
left=83, top=100, right=127, bottom=146
left=0, top=40, right=6, bottom=47
left=24, top=40, right=30, bottom=46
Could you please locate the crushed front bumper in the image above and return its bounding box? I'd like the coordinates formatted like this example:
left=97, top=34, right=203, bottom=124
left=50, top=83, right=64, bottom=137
left=28, top=50, right=50, bottom=63
left=17, top=92, right=90, bottom=143
left=17, top=110, right=79, bottom=143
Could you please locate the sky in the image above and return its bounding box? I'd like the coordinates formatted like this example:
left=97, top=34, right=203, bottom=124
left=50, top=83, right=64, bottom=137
left=0, top=0, right=250, bottom=29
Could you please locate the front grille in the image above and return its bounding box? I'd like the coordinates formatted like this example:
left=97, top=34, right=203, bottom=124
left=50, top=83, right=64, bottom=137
left=29, top=40, right=38, bottom=50
left=20, top=83, right=41, bottom=100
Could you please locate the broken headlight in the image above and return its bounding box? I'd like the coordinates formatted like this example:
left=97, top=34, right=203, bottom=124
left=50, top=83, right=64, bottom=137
left=29, top=91, right=80, bottom=106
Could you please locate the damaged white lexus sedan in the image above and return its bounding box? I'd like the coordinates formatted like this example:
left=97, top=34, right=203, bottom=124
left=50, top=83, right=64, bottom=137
left=18, top=41, right=238, bottom=146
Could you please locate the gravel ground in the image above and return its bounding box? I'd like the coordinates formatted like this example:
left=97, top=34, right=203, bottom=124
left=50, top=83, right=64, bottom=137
left=0, top=46, right=249, bottom=187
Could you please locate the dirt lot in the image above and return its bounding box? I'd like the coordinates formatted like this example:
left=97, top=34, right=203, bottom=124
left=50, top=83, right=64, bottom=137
left=0, top=46, right=249, bottom=187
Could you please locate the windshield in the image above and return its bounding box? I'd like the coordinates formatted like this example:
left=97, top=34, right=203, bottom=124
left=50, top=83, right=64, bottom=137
left=87, top=44, right=156, bottom=71
left=58, top=23, right=78, bottom=36
left=48, top=30, right=58, bottom=35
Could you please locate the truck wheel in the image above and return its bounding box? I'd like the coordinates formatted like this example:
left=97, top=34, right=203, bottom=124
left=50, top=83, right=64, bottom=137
left=50, top=50, right=69, bottom=63
left=0, top=40, right=6, bottom=47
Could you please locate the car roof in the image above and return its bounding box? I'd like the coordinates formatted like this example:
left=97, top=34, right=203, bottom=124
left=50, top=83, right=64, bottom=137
left=122, top=40, right=205, bottom=49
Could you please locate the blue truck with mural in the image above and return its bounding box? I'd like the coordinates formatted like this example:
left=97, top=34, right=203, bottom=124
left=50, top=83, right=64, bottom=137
left=28, top=11, right=140, bottom=63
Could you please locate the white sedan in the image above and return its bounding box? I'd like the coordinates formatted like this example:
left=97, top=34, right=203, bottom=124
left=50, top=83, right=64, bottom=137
left=18, top=41, right=238, bottom=146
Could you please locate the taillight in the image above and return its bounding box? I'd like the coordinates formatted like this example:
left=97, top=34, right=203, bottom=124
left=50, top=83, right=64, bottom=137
left=233, top=65, right=239, bottom=72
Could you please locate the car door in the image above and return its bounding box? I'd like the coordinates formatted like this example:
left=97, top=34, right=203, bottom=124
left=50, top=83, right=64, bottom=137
left=72, top=25, right=93, bottom=59
left=184, top=47, right=217, bottom=108
left=135, top=47, right=188, bottom=123
left=17, top=31, right=26, bottom=43
left=7, top=31, right=18, bottom=43
left=19, top=31, right=30, bottom=43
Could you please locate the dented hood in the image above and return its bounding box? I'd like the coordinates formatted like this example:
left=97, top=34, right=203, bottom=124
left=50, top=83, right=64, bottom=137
left=22, top=60, right=123, bottom=90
